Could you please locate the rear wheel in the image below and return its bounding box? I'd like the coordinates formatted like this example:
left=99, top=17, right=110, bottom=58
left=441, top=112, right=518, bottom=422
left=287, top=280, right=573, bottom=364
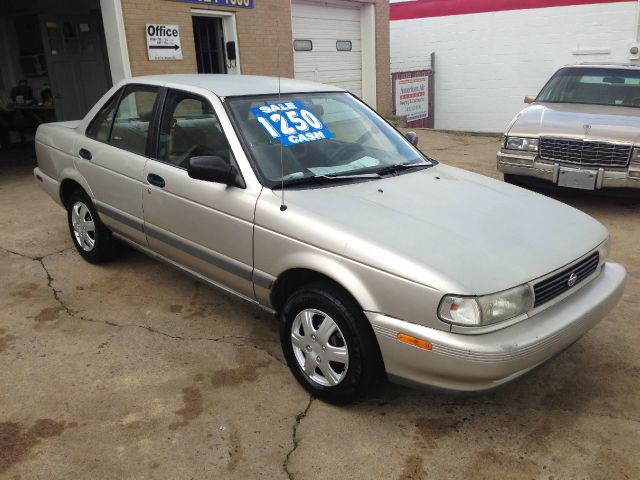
left=280, top=283, right=381, bottom=404
left=67, top=191, right=119, bottom=264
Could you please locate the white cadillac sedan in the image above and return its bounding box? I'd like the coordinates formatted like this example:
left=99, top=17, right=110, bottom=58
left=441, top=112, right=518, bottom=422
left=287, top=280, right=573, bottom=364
left=34, top=75, right=626, bottom=403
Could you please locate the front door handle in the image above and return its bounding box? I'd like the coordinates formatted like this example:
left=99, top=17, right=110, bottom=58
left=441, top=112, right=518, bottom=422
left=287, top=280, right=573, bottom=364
left=79, top=148, right=92, bottom=160
left=147, top=173, right=166, bottom=188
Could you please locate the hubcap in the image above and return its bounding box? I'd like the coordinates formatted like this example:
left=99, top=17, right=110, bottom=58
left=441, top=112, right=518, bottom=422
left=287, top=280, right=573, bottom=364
left=71, top=201, right=96, bottom=252
left=291, top=308, right=349, bottom=387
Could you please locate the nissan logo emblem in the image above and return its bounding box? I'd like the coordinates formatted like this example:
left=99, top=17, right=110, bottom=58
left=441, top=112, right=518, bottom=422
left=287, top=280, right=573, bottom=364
left=567, top=272, right=578, bottom=287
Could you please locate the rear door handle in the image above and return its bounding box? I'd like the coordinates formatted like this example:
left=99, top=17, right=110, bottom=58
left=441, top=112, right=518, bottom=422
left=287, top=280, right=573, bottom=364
left=79, top=148, right=92, bottom=160
left=147, top=173, right=166, bottom=188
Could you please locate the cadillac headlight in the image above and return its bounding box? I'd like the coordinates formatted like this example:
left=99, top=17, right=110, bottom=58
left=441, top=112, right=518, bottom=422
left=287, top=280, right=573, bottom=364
left=438, top=284, right=534, bottom=327
left=504, top=136, right=539, bottom=152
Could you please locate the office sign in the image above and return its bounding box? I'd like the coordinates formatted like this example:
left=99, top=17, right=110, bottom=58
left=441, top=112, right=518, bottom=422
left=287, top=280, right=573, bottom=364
left=173, top=0, right=254, bottom=8
left=395, top=76, right=428, bottom=121
left=146, top=24, right=183, bottom=61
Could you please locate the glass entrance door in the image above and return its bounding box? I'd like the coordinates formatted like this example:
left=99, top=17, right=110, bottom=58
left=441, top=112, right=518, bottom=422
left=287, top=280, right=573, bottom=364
left=192, top=16, right=226, bottom=74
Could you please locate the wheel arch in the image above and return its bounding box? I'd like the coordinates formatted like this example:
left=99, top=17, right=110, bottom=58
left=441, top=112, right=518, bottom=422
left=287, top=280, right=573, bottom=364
left=270, top=265, right=378, bottom=316
left=59, top=170, right=94, bottom=208
left=271, top=266, right=387, bottom=377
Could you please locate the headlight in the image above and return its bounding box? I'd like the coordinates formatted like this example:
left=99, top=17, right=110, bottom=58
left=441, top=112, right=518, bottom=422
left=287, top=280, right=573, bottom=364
left=631, top=148, right=640, bottom=164
left=504, top=136, right=539, bottom=152
left=438, top=284, right=533, bottom=327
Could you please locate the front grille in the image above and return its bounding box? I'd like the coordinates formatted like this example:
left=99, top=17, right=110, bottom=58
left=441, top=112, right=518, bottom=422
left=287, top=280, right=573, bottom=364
left=540, top=137, right=632, bottom=168
left=533, top=252, right=600, bottom=308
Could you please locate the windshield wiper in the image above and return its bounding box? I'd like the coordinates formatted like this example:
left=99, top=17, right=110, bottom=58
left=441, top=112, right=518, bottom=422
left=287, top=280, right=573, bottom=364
left=376, top=162, right=431, bottom=176
left=274, top=173, right=381, bottom=189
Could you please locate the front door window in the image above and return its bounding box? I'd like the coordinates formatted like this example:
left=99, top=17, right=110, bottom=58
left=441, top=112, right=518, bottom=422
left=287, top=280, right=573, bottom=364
left=157, top=90, right=232, bottom=168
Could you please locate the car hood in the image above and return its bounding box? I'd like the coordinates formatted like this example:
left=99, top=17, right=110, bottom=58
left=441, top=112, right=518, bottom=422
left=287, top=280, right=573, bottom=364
left=508, top=102, right=640, bottom=144
left=276, top=165, right=608, bottom=295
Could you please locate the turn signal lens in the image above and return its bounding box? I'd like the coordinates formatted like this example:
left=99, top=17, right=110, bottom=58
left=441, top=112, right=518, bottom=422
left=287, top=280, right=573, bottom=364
left=397, top=333, right=432, bottom=350
left=438, top=296, right=481, bottom=326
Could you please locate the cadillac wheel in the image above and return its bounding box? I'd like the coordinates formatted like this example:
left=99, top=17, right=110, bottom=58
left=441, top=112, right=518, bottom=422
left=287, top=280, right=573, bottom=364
left=280, top=283, right=382, bottom=404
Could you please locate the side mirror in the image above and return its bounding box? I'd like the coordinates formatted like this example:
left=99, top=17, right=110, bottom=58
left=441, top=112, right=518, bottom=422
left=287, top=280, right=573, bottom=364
left=188, top=156, right=245, bottom=188
left=524, top=95, right=536, bottom=104
left=406, top=131, right=418, bottom=147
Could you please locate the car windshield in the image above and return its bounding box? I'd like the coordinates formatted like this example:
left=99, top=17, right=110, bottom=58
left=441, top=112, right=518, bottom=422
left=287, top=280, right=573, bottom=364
left=226, top=92, right=431, bottom=187
left=537, top=67, right=640, bottom=107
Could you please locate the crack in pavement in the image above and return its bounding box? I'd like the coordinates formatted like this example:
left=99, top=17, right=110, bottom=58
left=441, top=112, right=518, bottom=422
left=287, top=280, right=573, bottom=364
left=1, top=245, right=285, bottom=365
left=283, top=396, right=314, bottom=480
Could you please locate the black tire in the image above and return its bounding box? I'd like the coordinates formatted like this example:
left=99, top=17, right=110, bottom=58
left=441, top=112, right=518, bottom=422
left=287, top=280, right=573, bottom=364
left=280, top=282, right=382, bottom=404
left=503, top=173, right=523, bottom=186
left=67, top=190, right=119, bottom=264
left=502, top=173, right=527, bottom=188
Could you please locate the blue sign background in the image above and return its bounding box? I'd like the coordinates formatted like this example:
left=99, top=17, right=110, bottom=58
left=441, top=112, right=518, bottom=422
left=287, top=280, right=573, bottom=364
left=173, top=0, right=254, bottom=8
left=251, top=101, right=335, bottom=147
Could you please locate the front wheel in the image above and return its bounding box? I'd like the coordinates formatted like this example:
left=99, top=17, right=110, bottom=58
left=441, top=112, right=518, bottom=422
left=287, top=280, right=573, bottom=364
left=67, top=191, right=119, bottom=264
left=503, top=173, right=525, bottom=186
left=280, top=283, right=382, bottom=404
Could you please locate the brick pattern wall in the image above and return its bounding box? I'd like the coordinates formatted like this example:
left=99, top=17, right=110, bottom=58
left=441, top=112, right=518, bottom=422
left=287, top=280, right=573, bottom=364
left=390, top=1, right=636, bottom=131
left=121, top=0, right=295, bottom=77
left=120, top=0, right=389, bottom=114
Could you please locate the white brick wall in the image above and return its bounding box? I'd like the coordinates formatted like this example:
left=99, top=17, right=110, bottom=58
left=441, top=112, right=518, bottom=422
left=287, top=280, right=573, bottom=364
left=391, top=1, right=638, bottom=132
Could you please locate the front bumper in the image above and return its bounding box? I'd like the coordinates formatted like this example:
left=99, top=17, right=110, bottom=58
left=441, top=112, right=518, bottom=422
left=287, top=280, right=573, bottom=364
left=367, top=261, right=626, bottom=392
left=497, top=153, right=640, bottom=189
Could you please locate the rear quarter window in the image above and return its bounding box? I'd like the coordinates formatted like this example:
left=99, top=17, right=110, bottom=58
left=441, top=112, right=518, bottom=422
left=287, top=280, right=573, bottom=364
left=86, top=88, right=122, bottom=142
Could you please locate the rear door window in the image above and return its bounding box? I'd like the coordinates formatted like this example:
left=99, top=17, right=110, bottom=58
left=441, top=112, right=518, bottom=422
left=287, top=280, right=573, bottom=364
left=109, top=85, right=159, bottom=156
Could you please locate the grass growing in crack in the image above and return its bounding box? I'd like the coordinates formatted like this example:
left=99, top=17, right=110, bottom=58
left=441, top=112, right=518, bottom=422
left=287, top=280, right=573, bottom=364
left=283, top=396, right=314, bottom=480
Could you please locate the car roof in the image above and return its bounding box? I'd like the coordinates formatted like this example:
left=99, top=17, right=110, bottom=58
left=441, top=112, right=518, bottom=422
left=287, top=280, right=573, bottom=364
left=128, top=74, right=345, bottom=97
left=567, top=63, right=640, bottom=70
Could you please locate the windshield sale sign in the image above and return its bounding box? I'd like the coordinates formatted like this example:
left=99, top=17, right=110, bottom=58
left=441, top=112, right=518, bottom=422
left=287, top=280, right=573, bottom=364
left=251, top=102, right=335, bottom=147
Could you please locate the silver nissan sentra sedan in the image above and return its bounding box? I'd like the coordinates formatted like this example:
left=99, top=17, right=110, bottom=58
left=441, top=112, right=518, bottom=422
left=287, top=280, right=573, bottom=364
left=34, top=75, right=626, bottom=404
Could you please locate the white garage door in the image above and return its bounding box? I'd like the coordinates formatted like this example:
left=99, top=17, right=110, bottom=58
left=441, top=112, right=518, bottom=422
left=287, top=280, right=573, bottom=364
left=291, top=0, right=362, bottom=97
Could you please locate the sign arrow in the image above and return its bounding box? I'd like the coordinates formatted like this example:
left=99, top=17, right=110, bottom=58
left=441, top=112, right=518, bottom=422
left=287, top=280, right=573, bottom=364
left=149, top=44, right=180, bottom=50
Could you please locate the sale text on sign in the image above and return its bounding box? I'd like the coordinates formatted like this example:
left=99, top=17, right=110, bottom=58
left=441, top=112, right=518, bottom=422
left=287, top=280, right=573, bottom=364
left=251, top=101, right=334, bottom=147
left=395, top=76, right=428, bottom=122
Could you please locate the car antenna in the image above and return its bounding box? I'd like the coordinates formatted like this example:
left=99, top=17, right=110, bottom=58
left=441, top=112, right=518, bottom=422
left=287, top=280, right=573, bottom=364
left=279, top=73, right=287, bottom=211
left=277, top=31, right=287, bottom=212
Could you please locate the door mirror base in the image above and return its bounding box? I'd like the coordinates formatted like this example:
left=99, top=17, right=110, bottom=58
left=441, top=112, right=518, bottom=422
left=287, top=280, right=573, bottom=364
left=188, top=156, right=245, bottom=188
left=406, top=131, right=419, bottom=147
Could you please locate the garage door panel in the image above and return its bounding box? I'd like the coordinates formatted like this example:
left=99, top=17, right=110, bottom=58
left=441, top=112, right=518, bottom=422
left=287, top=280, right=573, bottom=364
left=294, top=68, right=362, bottom=81
left=294, top=52, right=362, bottom=64
left=291, top=2, right=360, bottom=20
left=294, top=61, right=362, bottom=73
left=292, top=0, right=363, bottom=97
left=293, top=24, right=359, bottom=35
left=293, top=40, right=361, bottom=53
